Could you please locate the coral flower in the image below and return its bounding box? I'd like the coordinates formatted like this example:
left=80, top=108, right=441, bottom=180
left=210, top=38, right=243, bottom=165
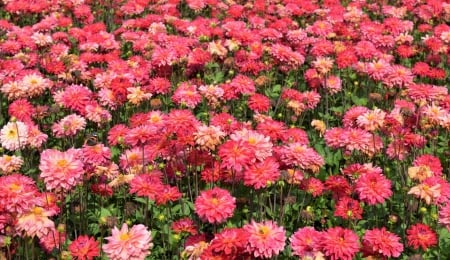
left=129, top=173, right=164, bottom=200
left=230, top=129, right=273, bottom=161
left=171, top=218, right=198, bottom=235
left=362, top=228, right=403, bottom=258
left=208, top=228, right=248, bottom=258
left=244, top=220, right=286, bottom=259
left=334, top=197, right=363, bottom=220
left=355, top=172, right=392, bottom=205
left=243, top=157, right=280, bottom=189
left=69, top=235, right=100, bottom=260
left=194, top=187, right=236, bottom=224
left=102, top=223, right=153, bottom=260
left=278, top=142, right=324, bottom=173
left=218, top=140, right=254, bottom=172
left=16, top=206, right=55, bottom=238
left=319, top=227, right=360, bottom=260
left=39, top=148, right=84, bottom=191
left=406, top=223, right=437, bottom=251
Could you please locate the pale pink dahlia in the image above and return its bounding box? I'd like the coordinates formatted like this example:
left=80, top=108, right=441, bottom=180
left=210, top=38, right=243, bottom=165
left=102, top=223, right=153, bottom=260
left=39, top=148, right=84, bottom=191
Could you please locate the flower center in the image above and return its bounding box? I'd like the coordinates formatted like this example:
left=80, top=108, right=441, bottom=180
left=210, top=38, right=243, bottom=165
left=32, top=207, right=43, bottom=215
left=258, top=226, right=270, bottom=237
left=210, top=197, right=219, bottom=205
left=7, top=129, right=17, bottom=138
left=120, top=233, right=130, bottom=241
left=57, top=159, right=68, bottom=168
left=9, top=183, right=21, bottom=191
left=248, top=137, right=256, bottom=145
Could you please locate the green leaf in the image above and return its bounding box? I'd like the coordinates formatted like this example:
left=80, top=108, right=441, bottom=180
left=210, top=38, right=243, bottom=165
left=439, top=228, right=450, bottom=258
left=100, top=207, right=112, bottom=218
left=351, top=95, right=367, bottom=106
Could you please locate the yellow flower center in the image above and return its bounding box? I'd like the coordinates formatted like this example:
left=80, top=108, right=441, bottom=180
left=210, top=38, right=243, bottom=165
left=248, top=137, right=256, bottom=145
left=120, top=233, right=130, bottom=241
left=258, top=226, right=270, bottom=236
left=57, top=159, right=68, bottom=168
left=32, top=207, right=44, bottom=215
left=9, top=183, right=21, bottom=191
left=150, top=115, right=161, bottom=123
left=211, top=198, right=219, bottom=205
left=7, top=129, right=17, bottom=138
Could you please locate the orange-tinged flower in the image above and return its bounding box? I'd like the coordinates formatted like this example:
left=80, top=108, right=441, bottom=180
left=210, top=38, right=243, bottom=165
left=357, top=108, right=386, bottom=132
left=127, top=87, right=152, bottom=105
left=408, top=166, right=432, bottom=182
left=16, top=206, right=55, bottom=238
left=408, top=183, right=441, bottom=204
left=311, top=120, right=326, bottom=136
left=194, top=125, right=226, bottom=151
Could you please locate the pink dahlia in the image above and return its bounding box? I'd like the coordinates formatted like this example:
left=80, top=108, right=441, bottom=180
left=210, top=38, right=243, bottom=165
left=39, top=148, right=84, bottom=191
left=290, top=227, right=322, bottom=258
left=0, top=173, right=39, bottom=214
left=319, top=227, right=360, bottom=260
left=16, top=206, right=55, bottom=238
left=194, top=187, right=236, bottom=224
left=362, top=228, right=403, bottom=258
left=102, top=223, right=153, bottom=260
left=355, top=172, right=392, bottom=205
left=243, top=156, right=280, bottom=189
left=244, top=220, right=286, bottom=259
left=218, top=140, right=254, bottom=172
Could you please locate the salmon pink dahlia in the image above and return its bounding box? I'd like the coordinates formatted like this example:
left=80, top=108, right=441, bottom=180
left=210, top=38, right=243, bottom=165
left=39, top=148, right=84, bottom=191
left=0, top=173, right=39, bottom=214
left=194, top=187, right=236, bottom=224
left=243, top=157, right=280, bottom=189
left=244, top=220, right=286, bottom=259
left=16, top=206, right=55, bottom=238
left=362, top=228, right=403, bottom=258
left=319, top=227, right=359, bottom=260
left=289, top=227, right=322, bottom=258
left=355, top=172, right=392, bottom=205
left=102, top=223, right=153, bottom=260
